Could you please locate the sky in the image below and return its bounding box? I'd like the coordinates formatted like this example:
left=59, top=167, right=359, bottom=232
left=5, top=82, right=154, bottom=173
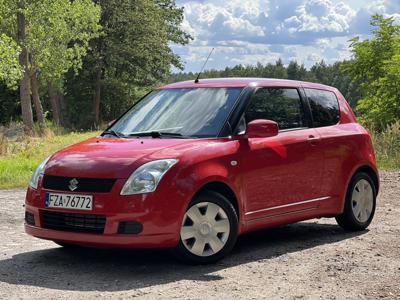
left=172, top=0, right=400, bottom=72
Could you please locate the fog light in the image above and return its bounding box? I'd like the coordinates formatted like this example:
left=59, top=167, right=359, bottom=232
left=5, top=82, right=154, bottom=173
left=118, top=221, right=143, bottom=234
left=25, top=212, right=35, bottom=226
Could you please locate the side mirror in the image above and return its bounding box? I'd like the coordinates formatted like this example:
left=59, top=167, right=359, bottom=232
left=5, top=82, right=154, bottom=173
left=246, top=119, right=279, bottom=138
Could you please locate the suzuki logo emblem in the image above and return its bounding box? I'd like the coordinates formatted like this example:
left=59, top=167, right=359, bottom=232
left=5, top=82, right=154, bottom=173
left=68, top=178, right=79, bottom=191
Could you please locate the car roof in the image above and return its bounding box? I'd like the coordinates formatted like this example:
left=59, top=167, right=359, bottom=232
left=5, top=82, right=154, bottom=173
left=160, top=77, right=336, bottom=91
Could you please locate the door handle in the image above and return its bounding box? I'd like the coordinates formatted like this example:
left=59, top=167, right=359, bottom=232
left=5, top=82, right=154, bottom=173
left=308, top=135, right=320, bottom=145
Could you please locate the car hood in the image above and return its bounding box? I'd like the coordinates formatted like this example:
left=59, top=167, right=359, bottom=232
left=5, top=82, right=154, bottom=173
left=44, top=137, right=199, bottom=179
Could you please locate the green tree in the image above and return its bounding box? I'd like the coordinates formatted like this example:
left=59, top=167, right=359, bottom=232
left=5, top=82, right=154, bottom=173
left=84, top=0, right=191, bottom=126
left=0, top=0, right=101, bottom=132
left=310, top=60, right=331, bottom=84
left=287, top=61, right=307, bottom=80
left=27, top=0, right=101, bottom=126
left=0, top=81, right=19, bottom=124
left=0, top=34, right=22, bottom=88
left=344, top=15, right=400, bottom=129
left=271, top=58, right=287, bottom=79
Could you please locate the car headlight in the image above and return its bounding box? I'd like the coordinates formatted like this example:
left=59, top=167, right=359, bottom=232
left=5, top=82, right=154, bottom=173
left=120, top=159, right=178, bottom=195
left=29, top=156, right=51, bottom=189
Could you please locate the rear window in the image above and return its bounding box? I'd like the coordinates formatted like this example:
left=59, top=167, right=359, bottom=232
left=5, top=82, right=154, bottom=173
left=305, top=89, right=340, bottom=127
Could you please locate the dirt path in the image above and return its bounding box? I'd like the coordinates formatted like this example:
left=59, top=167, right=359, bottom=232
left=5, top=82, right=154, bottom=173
left=0, top=171, right=399, bottom=299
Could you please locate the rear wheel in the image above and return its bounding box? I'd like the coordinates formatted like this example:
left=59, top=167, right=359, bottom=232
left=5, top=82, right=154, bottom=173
left=336, top=172, right=376, bottom=231
left=172, top=191, right=238, bottom=264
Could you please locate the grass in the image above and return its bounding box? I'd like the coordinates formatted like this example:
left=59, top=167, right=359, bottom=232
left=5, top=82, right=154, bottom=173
left=372, top=121, right=400, bottom=170
left=0, top=130, right=100, bottom=189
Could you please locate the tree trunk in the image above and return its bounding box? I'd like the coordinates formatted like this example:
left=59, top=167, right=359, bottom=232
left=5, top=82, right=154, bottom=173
left=48, top=84, right=61, bottom=125
left=30, top=73, right=46, bottom=126
left=93, top=68, right=102, bottom=127
left=59, top=92, right=68, bottom=127
left=17, top=0, right=34, bottom=134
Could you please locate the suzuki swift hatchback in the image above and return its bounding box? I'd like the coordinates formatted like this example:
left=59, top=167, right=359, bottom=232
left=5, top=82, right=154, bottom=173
left=25, top=78, right=379, bottom=263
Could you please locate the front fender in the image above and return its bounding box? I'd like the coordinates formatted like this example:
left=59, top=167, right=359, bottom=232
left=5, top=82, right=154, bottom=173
left=171, top=158, right=244, bottom=227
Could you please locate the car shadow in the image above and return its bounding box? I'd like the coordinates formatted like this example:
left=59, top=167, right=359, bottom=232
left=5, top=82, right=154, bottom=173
left=0, top=221, right=366, bottom=292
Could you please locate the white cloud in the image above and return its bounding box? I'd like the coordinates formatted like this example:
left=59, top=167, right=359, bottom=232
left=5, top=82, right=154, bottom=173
left=293, top=0, right=353, bottom=32
left=182, top=1, right=267, bottom=44
left=174, top=0, right=399, bottom=72
left=307, top=52, right=322, bottom=62
left=350, top=0, right=400, bottom=34
left=376, top=0, right=400, bottom=22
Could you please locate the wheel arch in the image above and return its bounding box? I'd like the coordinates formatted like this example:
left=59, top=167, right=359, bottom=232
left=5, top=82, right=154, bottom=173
left=193, top=181, right=240, bottom=221
left=338, top=163, right=379, bottom=214
left=352, top=165, right=379, bottom=194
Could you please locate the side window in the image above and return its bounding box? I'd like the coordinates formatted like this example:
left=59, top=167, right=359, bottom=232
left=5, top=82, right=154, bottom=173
left=305, top=89, right=340, bottom=127
left=245, top=88, right=305, bottom=130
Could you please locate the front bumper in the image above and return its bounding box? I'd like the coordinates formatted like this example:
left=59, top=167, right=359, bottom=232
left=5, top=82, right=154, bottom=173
left=24, top=223, right=177, bottom=248
left=24, top=178, right=186, bottom=248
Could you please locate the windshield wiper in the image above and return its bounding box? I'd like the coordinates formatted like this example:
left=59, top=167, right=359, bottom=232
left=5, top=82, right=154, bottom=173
left=103, top=129, right=125, bottom=138
left=126, top=131, right=185, bottom=138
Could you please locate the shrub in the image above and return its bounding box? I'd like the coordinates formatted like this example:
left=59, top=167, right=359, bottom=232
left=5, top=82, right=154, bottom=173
left=371, top=121, right=400, bottom=169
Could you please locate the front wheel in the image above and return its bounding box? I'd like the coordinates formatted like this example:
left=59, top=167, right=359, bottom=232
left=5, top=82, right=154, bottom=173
left=336, top=172, right=377, bottom=231
left=172, top=191, right=239, bottom=264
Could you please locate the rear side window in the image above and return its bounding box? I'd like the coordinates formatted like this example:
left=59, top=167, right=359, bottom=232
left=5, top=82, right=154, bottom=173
left=245, top=88, right=305, bottom=130
left=305, top=89, right=340, bottom=127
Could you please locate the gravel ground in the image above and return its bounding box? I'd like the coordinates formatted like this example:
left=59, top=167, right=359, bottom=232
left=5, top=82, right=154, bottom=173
left=0, top=171, right=399, bottom=300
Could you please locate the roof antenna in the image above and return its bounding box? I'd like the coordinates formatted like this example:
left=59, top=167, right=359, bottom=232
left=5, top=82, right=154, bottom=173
left=194, top=48, right=214, bottom=84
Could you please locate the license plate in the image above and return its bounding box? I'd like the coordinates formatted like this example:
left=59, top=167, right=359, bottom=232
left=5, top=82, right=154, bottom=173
left=45, top=193, right=93, bottom=211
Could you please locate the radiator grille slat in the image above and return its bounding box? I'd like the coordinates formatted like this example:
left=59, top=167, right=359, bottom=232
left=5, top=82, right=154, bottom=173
left=43, top=176, right=116, bottom=193
left=42, top=211, right=106, bottom=234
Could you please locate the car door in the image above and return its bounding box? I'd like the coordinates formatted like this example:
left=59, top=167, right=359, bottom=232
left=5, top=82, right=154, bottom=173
left=239, top=87, right=325, bottom=221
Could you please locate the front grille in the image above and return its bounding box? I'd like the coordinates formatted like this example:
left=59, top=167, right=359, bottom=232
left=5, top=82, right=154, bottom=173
left=42, top=211, right=106, bottom=234
left=43, top=176, right=116, bottom=193
left=25, top=211, right=35, bottom=225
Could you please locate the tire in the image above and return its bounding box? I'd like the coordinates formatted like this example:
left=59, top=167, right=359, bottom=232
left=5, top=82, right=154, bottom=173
left=172, top=190, right=239, bottom=264
left=336, top=172, right=377, bottom=231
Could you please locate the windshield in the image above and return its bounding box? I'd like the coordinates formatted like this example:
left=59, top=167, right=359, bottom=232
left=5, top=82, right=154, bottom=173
left=109, top=88, right=243, bottom=138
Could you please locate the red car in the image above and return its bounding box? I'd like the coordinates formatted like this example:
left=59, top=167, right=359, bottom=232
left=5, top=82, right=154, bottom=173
left=25, top=78, right=379, bottom=263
